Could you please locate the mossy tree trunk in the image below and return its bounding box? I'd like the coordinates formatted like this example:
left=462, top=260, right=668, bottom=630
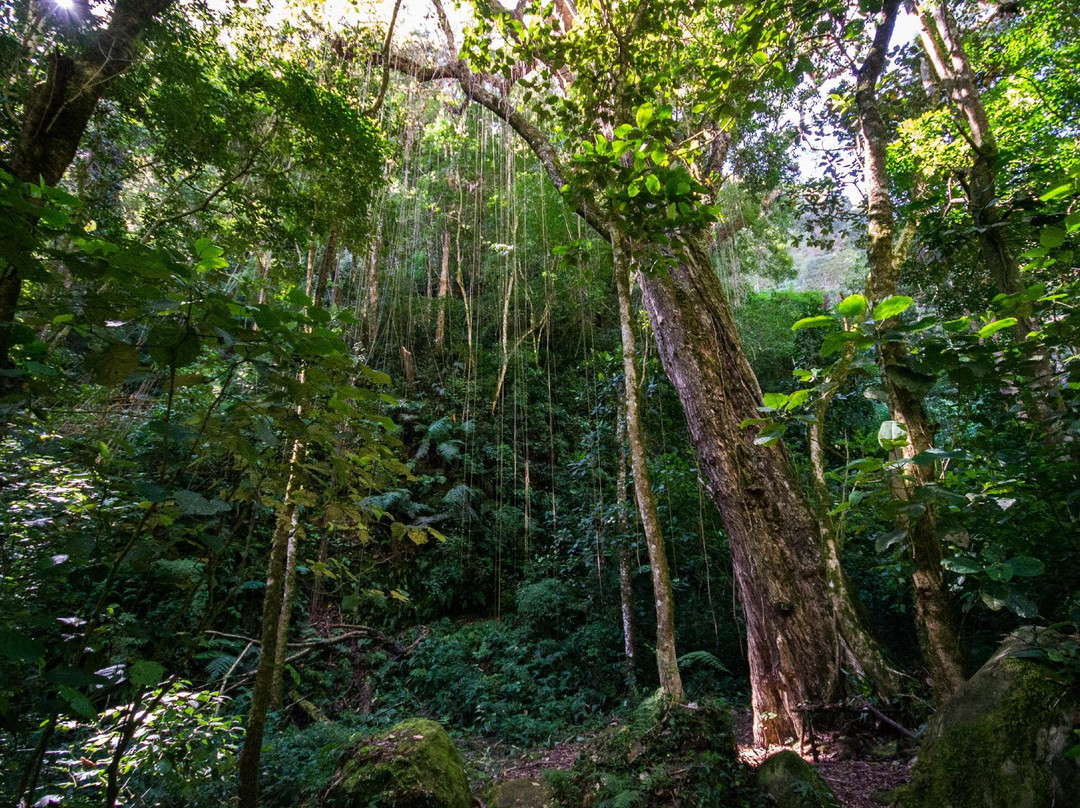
left=857, top=0, right=965, bottom=700
left=613, top=232, right=683, bottom=703
left=636, top=238, right=896, bottom=744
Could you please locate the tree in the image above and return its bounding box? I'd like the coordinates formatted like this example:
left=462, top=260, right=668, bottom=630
left=2, top=0, right=174, bottom=374
left=385, top=0, right=895, bottom=742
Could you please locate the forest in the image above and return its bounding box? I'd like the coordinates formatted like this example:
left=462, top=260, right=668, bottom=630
left=1, top=0, right=1078, bottom=805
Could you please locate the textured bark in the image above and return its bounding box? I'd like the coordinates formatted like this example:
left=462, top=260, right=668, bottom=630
left=435, top=229, right=451, bottom=346
left=615, top=401, right=637, bottom=691
left=637, top=240, right=894, bottom=744
left=237, top=443, right=304, bottom=808
left=2, top=0, right=173, bottom=369
left=613, top=232, right=683, bottom=702
left=859, top=0, right=965, bottom=700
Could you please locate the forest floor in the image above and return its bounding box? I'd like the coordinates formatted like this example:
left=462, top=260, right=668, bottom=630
left=465, top=710, right=913, bottom=807
left=732, top=711, right=913, bottom=807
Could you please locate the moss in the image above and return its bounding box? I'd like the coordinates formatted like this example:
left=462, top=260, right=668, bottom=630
left=551, top=694, right=766, bottom=807
left=325, top=718, right=471, bottom=808
left=901, top=632, right=1080, bottom=808
left=755, top=751, right=838, bottom=808
left=483, top=778, right=554, bottom=808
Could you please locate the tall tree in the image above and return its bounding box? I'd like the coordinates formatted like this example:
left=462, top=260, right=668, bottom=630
left=385, top=0, right=896, bottom=742
left=2, top=0, right=174, bottom=373
left=853, top=0, right=965, bottom=698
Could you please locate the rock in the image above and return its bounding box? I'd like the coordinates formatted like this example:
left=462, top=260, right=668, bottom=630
left=899, top=627, right=1080, bottom=808
left=756, top=750, right=839, bottom=808
left=484, top=778, right=555, bottom=807
left=325, top=718, right=471, bottom=808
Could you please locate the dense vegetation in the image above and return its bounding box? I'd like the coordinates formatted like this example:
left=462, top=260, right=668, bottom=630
left=1, top=0, right=1078, bottom=805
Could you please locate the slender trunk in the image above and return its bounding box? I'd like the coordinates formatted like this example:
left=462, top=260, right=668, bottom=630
left=636, top=238, right=895, bottom=744
left=269, top=506, right=301, bottom=709
left=615, top=400, right=637, bottom=691
left=237, top=441, right=305, bottom=808
left=860, top=0, right=965, bottom=699
left=435, top=229, right=451, bottom=346
left=365, top=239, right=380, bottom=349
left=1, top=0, right=174, bottom=371
left=612, top=233, right=683, bottom=702
left=312, top=227, right=338, bottom=305
left=912, top=0, right=1061, bottom=418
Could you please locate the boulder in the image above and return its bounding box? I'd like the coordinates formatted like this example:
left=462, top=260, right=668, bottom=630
left=484, top=778, right=555, bottom=807
left=756, top=750, right=839, bottom=808
left=900, top=627, right=1080, bottom=808
left=324, top=718, right=471, bottom=808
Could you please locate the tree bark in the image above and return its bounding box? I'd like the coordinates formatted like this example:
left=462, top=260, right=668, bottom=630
left=636, top=239, right=896, bottom=744
left=2, top=0, right=174, bottom=370
left=616, top=400, right=637, bottom=691
left=859, top=0, right=965, bottom=700
left=435, top=229, right=451, bottom=346
left=613, top=232, right=683, bottom=702
left=237, top=442, right=304, bottom=808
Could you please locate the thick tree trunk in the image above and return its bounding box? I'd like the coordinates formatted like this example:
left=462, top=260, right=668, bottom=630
left=2, top=0, right=173, bottom=370
left=859, top=0, right=965, bottom=700
left=615, top=401, right=637, bottom=691
left=613, top=233, right=683, bottom=702
left=636, top=239, right=894, bottom=744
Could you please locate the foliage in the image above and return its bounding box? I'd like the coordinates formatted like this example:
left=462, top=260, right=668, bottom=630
left=550, top=694, right=765, bottom=808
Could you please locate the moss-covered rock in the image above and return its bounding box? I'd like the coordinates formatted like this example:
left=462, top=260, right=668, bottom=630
left=324, top=718, right=471, bottom=808
left=755, top=751, right=838, bottom=808
left=551, top=693, right=765, bottom=807
left=484, top=778, right=554, bottom=807
left=899, top=628, right=1080, bottom=808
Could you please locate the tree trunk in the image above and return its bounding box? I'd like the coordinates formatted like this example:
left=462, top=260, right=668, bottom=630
left=613, top=232, right=683, bottom=703
left=913, top=0, right=1061, bottom=419
left=859, top=0, right=965, bottom=700
left=237, top=442, right=304, bottom=808
left=1, top=0, right=173, bottom=371
left=636, top=238, right=895, bottom=744
left=615, top=400, right=637, bottom=691
left=435, top=229, right=451, bottom=346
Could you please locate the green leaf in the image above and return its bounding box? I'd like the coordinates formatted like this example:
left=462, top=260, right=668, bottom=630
left=1039, top=184, right=1074, bottom=202
left=635, top=102, right=654, bottom=129
left=614, top=123, right=633, bottom=138
left=837, top=294, right=868, bottom=318
left=1039, top=227, right=1066, bottom=249
left=59, top=685, right=96, bottom=719
left=875, top=528, right=908, bottom=553
left=87, top=343, right=140, bottom=386
left=872, top=296, right=913, bottom=321
left=977, top=318, right=1017, bottom=338
left=1006, top=591, right=1038, bottom=619
left=129, top=660, right=164, bottom=687
left=645, top=175, right=661, bottom=194
left=981, top=582, right=1009, bottom=611
left=0, top=630, right=45, bottom=662
left=753, top=423, right=786, bottom=446
left=791, top=315, right=835, bottom=330
left=985, top=562, right=1014, bottom=582
left=942, top=557, right=982, bottom=575
left=762, top=392, right=788, bottom=409
left=877, top=420, right=908, bottom=450
left=1005, top=556, right=1044, bottom=578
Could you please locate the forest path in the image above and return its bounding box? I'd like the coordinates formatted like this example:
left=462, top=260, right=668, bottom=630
left=733, top=711, right=914, bottom=808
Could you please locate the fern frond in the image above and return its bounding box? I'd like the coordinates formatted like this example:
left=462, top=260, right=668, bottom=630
left=676, top=650, right=730, bottom=674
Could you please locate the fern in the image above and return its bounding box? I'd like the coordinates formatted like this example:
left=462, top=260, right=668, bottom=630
left=204, top=652, right=239, bottom=680
left=677, top=650, right=730, bottom=674
left=436, top=439, right=463, bottom=463
left=610, top=789, right=643, bottom=808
